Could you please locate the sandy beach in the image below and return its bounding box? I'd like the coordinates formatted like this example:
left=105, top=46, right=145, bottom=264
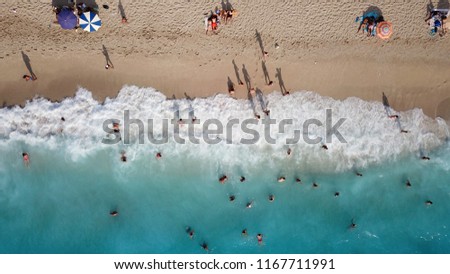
left=1, top=0, right=450, bottom=119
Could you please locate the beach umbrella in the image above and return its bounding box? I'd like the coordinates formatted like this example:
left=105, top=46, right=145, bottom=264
left=377, top=21, right=393, bottom=40
left=79, top=11, right=102, bottom=32
left=57, top=8, right=77, bottom=30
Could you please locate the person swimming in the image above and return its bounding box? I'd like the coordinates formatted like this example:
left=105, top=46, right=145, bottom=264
left=246, top=201, right=253, bottom=208
left=295, top=177, right=302, bottom=183
left=334, top=192, right=340, bottom=197
left=277, top=176, right=286, bottom=183
left=219, top=175, right=228, bottom=184
left=425, top=200, right=433, bottom=206
left=229, top=195, right=236, bottom=202
left=313, top=182, right=319, bottom=188
left=350, top=219, right=357, bottom=229
left=113, top=122, right=120, bottom=133
left=389, top=115, right=399, bottom=119
left=242, top=229, right=248, bottom=236
left=156, top=152, right=162, bottom=159
left=263, top=109, right=270, bottom=116
left=22, top=152, right=30, bottom=166
left=406, top=180, right=412, bottom=187
left=421, top=156, right=431, bottom=160
left=240, top=176, right=246, bottom=182
left=321, top=144, right=328, bottom=150
left=401, top=129, right=409, bottom=133
left=61, top=117, right=65, bottom=122
left=120, top=151, right=127, bottom=162
left=185, top=227, right=195, bottom=239
left=110, top=210, right=119, bottom=217
left=257, top=233, right=263, bottom=244
left=268, top=194, right=275, bottom=202
left=200, top=242, right=208, bottom=251
left=356, top=172, right=363, bottom=177
left=287, top=148, right=292, bottom=156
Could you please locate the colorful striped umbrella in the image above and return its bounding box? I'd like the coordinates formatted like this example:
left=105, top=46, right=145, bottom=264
left=377, top=21, right=393, bottom=40
left=79, top=11, right=102, bottom=32
left=57, top=8, right=77, bottom=30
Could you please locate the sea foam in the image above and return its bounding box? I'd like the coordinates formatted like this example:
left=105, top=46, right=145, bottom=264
left=0, top=85, right=448, bottom=172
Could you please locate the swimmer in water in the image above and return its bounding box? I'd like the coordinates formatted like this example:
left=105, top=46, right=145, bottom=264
left=406, top=180, right=411, bottom=187
left=421, top=156, right=430, bottom=160
left=120, top=151, right=127, bottom=162
left=287, top=148, right=292, bottom=156
left=246, top=201, right=253, bottom=208
left=229, top=195, right=236, bottom=202
left=321, top=144, right=328, bottom=150
left=278, top=176, right=286, bottom=183
left=22, top=152, right=30, bottom=166
left=401, top=129, right=409, bottom=133
left=219, top=175, right=228, bottom=184
left=185, top=227, right=195, bottom=239
left=350, top=219, right=357, bottom=229
left=313, top=182, right=319, bottom=188
left=268, top=194, right=275, bottom=202
left=156, top=152, right=162, bottom=159
left=263, top=109, right=270, bottom=116
left=295, top=177, right=302, bottom=183
left=240, top=176, right=246, bottom=182
left=110, top=210, right=118, bottom=216
left=192, top=116, right=197, bottom=123
left=257, top=233, right=263, bottom=244
left=254, top=113, right=261, bottom=120
left=356, top=172, right=363, bottom=177
left=200, top=242, right=208, bottom=251
left=113, top=122, right=120, bottom=133
left=389, top=115, right=399, bottom=119
left=334, top=192, right=340, bottom=197
left=61, top=117, right=65, bottom=122
left=425, top=200, right=433, bottom=206
left=242, top=229, right=248, bottom=236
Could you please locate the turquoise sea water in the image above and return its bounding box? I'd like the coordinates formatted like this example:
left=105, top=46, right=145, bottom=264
left=0, top=86, right=449, bottom=253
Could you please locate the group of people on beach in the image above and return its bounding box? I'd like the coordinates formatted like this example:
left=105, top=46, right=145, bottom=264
left=356, top=12, right=385, bottom=37
left=425, top=9, right=448, bottom=36
left=204, top=5, right=236, bottom=35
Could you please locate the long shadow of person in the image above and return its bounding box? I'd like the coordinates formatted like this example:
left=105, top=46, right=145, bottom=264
left=102, top=45, right=114, bottom=68
left=275, top=68, right=288, bottom=95
left=227, top=77, right=235, bottom=94
left=232, top=59, right=243, bottom=85
left=255, top=88, right=270, bottom=116
left=21, top=51, right=37, bottom=79
left=255, top=29, right=266, bottom=58
left=247, top=90, right=259, bottom=119
left=262, top=61, right=272, bottom=85
left=242, top=64, right=252, bottom=92
left=382, top=92, right=391, bottom=114
left=118, top=0, right=127, bottom=20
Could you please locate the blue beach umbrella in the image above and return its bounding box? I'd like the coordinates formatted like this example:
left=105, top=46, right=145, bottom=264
left=79, top=11, right=102, bottom=32
left=57, top=8, right=77, bottom=30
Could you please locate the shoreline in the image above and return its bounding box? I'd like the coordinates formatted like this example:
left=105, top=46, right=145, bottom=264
left=2, top=53, right=450, bottom=120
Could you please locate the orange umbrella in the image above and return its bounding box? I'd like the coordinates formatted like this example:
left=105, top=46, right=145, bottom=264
left=377, top=21, right=393, bottom=40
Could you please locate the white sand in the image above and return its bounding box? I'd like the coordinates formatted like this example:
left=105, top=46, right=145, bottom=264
left=1, top=0, right=450, bottom=119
